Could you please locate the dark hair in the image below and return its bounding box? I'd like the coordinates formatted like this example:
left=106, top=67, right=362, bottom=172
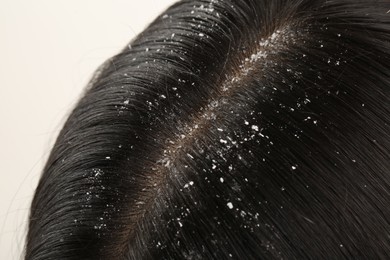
left=26, top=0, right=390, bottom=259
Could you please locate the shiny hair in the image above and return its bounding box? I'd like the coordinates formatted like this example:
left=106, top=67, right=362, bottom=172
left=26, top=0, right=390, bottom=259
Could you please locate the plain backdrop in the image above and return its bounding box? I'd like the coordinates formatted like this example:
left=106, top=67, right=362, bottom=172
left=0, top=0, right=177, bottom=258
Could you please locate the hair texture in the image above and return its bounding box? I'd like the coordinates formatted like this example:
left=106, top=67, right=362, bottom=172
left=26, top=0, right=390, bottom=259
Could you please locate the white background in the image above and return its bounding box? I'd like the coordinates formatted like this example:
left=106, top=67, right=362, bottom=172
left=0, top=0, right=177, bottom=258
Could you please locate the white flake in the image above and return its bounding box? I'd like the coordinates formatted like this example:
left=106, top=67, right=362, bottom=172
left=220, top=139, right=227, bottom=144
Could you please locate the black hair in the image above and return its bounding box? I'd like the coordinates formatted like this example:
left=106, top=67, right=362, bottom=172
left=26, top=0, right=390, bottom=259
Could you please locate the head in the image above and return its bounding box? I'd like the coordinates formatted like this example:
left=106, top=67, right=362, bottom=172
left=26, top=0, right=390, bottom=259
